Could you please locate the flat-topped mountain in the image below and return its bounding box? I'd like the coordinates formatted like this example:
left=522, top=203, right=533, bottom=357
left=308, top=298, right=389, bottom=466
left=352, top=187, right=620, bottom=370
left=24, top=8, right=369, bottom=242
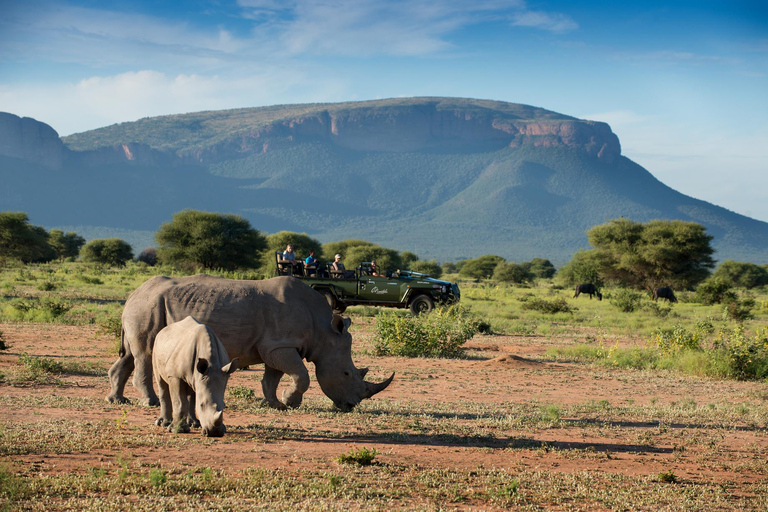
left=1, top=98, right=766, bottom=264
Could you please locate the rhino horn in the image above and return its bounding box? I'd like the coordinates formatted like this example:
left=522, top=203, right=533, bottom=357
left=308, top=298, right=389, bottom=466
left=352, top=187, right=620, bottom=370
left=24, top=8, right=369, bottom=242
left=359, top=367, right=369, bottom=379
left=364, top=372, right=395, bottom=399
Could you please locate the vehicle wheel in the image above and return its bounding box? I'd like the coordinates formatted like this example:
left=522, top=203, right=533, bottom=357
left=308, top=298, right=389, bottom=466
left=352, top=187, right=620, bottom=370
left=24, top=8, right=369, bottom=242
left=409, top=295, right=434, bottom=316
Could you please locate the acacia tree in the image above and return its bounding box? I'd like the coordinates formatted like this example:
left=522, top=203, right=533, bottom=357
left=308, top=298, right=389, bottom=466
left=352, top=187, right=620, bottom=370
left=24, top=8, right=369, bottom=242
left=459, top=255, right=506, bottom=280
left=711, top=260, right=768, bottom=289
left=48, top=229, right=86, bottom=261
left=522, top=258, right=556, bottom=279
left=493, top=261, right=534, bottom=284
left=0, top=212, right=55, bottom=264
left=156, top=210, right=266, bottom=270
left=80, top=238, right=134, bottom=267
left=557, top=250, right=605, bottom=288
left=586, top=218, right=715, bottom=291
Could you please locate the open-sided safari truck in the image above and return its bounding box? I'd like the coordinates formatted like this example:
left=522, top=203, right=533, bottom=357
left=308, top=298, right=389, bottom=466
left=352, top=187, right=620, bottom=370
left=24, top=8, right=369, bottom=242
left=275, top=253, right=460, bottom=315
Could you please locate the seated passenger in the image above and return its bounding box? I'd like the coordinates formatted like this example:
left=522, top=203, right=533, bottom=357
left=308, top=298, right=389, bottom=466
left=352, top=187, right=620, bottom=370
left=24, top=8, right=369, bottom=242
left=368, top=260, right=382, bottom=277
left=331, top=254, right=354, bottom=278
left=281, top=244, right=302, bottom=274
left=304, top=250, right=319, bottom=276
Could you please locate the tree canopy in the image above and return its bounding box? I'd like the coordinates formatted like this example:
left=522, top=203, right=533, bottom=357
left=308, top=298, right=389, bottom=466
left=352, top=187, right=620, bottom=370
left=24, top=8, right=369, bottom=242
left=0, top=212, right=56, bottom=264
left=556, top=250, right=604, bottom=288
left=586, top=218, right=714, bottom=290
left=493, top=261, right=534, bottom=284
left=48, top=229, right=86, bottom=261
left=80, top=238, right=134, bottom=267
left=156, top=210, right=266, bottom=270
left=410, top=259, right=443, bottom=278
left=711, top=260, right=768, bottom=289
left=458, top=255, right=505, bottom=280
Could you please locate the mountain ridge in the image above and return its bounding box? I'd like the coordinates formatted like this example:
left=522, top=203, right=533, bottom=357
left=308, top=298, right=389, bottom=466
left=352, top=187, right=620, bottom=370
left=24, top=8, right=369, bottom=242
left=1, top=97, right=766, bottom=265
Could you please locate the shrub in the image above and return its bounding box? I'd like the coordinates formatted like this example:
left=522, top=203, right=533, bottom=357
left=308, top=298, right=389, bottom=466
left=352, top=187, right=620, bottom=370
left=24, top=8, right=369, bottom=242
left=36, top=281, right=56, bottom=291
left=337, top=447, right=378, bottom=466
left=651, top=325, right=702, bottom=355
left=609, top=289, right=643, bottom=313
left=372, top=306, right=477, bottom=358
left=696, top=277, right=736, bottom=305
left=643, top=300, right=673, bottom=318
left=4, top=297, right=72, bottom=322
left=136, top=247, right=158, bottom=266
left=658, top=470, right=678, bottom=483
left=80, top=238, right=134, bottom=267
left=711, top=326, right=768, bottom=381
left=724, top=298, right=754, bottom=323
left=520, top=297, right=574, bottom=314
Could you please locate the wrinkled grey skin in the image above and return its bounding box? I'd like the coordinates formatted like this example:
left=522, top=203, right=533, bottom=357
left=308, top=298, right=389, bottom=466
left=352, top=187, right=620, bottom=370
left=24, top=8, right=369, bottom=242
left=107, top=275, right=393, bottom=411
left=153, top=316, right=238, bottom=437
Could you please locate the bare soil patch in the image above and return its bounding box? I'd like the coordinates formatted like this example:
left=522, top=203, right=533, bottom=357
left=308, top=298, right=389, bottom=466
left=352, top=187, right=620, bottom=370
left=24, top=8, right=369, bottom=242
left=1, top=322, right=767, bottom=509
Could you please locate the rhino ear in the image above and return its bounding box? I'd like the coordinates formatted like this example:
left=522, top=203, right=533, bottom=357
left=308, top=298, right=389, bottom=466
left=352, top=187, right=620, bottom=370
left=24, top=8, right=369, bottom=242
left=221, top=358, right=239, bottom=375
left=196, top=358, right=210, bottom=375
left=331, top=314, right=352, bottom=334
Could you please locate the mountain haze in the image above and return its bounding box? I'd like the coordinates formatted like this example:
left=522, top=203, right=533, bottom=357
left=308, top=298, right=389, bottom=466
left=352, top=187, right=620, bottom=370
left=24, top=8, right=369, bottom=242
left=1, top=98, right=766, bottom=265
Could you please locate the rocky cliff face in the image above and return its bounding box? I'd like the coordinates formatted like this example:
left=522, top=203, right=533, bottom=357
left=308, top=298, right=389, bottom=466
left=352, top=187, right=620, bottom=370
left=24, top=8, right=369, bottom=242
left=3, top=99, right=622, bottom=169
left=0, top=112, right=64, bottom=169
left=180, top=102, right=621, bottom=164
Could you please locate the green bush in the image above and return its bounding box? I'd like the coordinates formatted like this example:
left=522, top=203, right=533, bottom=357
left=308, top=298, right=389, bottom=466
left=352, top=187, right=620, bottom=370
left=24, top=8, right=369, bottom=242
left=337, top=447, right=378, bottom=466
left=696, top=277, right=736, bottom=305
left=651, top=325, right=702, bottom=355
left=609, top=289, right=643, bottom=313
left=711, top=326, right=768, bottom=381
left=723, top=298, right=754, bottom=323
left=520, top=297, right=574, bottom=314
left=3, top=297, right=72, bottom=322
left=80, top=238, right=134, bottom=267
left=372, top=306, right=477, bottom=358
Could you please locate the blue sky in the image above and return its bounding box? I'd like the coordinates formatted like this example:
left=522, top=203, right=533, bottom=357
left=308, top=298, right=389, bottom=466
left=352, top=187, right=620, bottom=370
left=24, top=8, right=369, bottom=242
left=1, top=0, right=767, bottom=221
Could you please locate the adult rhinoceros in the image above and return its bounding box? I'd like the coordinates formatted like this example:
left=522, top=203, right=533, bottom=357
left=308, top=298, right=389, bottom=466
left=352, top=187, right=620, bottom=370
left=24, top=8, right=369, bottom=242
left=107, top=275, right=394, bottom=411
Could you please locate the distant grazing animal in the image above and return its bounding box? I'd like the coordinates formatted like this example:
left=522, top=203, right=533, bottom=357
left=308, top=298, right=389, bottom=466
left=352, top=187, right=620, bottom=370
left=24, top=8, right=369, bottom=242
left=153, top=316, right=238, bottom=437
left=653, top=287, right=677, bottom=303
left=107, top=275, right=394, bottom=412
left=574, top=284, right=602, bottom=300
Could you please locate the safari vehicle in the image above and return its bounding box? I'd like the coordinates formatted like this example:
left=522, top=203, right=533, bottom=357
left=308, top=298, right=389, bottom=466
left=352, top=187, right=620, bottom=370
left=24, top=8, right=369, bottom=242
left=275, top=254, right=460, bottom=315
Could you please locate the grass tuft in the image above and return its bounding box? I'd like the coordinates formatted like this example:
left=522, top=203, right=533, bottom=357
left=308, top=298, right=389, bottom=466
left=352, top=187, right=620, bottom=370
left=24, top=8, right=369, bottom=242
left=337, top=447, right=379, bottom=466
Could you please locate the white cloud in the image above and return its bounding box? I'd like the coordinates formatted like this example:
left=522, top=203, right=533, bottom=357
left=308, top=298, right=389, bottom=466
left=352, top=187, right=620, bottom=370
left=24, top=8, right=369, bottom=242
left=511, top=10, right=578, bottom=33
left=0, top=69, right=348, bottom=136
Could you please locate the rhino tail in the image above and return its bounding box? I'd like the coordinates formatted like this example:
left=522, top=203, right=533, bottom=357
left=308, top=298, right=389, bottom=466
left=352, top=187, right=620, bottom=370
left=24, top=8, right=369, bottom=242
left=119, top=325, right=126, bottom=357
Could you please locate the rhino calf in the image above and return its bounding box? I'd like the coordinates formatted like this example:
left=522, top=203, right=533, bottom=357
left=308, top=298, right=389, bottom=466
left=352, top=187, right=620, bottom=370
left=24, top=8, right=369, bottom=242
left=152, top=316, right=238, bottom=437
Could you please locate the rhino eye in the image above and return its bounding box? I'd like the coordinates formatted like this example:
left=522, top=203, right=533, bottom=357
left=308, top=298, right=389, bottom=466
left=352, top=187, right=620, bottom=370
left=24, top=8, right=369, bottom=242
left=343, top=371, right=350, bottom=376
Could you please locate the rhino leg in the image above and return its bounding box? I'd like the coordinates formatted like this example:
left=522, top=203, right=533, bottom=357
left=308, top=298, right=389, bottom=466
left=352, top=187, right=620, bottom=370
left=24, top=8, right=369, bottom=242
left=106, top=345, right=135, bottom=404
left=186, top=392, right=200, bottom=428
left=132, top=351, right=160, bottom=407
left=261, top=365, right=288, bottom=410
left=154, top=375, right=172, bottom=428
left=262, top=348, right=310, bottom=409
left=168, top=378, right=191, bottom=434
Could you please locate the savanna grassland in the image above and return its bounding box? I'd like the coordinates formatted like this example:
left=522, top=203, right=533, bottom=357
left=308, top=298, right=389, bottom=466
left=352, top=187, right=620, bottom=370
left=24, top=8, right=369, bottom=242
left=1, top=263, right=768, bottom=510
